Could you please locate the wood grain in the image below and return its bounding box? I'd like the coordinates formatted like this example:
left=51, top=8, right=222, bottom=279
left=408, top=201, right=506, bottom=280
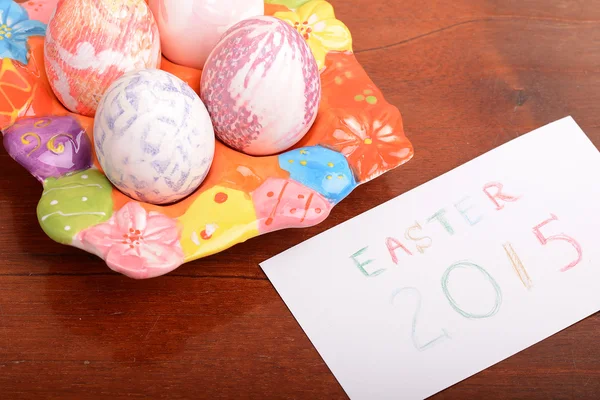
left=1, top=0, right=599, bottom=398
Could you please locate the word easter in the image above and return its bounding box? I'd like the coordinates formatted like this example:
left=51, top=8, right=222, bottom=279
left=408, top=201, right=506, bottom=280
left=350, top=181, right=582, bottom=283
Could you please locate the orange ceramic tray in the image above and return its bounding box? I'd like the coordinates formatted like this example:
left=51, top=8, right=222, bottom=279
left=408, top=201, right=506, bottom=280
left=0, top=0, right=413, bottom=278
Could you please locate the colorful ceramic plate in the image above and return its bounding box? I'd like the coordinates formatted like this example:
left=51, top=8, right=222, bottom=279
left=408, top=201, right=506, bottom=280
left=0, top=0, right=414, bottom=279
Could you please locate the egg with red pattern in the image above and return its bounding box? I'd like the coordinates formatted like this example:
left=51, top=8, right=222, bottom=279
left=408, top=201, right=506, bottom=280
left=200, top=16, right=321, bottom=156
left=44, top=0, right=161, bottom=117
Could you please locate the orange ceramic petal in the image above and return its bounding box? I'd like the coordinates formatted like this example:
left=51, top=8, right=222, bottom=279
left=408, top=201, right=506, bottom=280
left=0, top=37, right=74, bottom=131
left=293, top=106, right=337, bottom=148
left=214, top=149, right=290, bottom=193
left=265, top=4, right=290, bottom=15
left=160, top=56, right=202, bottom=96
left=176, top=141, right=289, bottom=203
left=319, top=106, right=413, bottom=182
left=0, top=58, right=35, bottom=129
left=320, top=51, right=384, bottom=109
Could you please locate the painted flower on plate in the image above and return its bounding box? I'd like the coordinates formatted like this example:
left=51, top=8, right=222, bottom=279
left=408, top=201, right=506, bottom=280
left=0, top=0, right=46, bottom=64
left=77, top=202, right=185, bottom=279
left=321, top=107, right=413, bottom=182
left=275, top=0, right=351, bottom=70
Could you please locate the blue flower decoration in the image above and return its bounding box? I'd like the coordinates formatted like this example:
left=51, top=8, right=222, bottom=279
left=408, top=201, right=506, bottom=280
left=0, top=0, right=46, bottom=65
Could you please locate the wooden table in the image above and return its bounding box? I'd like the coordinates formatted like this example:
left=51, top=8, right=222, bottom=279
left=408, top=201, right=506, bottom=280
left=1, top=0, right=599, bottom=398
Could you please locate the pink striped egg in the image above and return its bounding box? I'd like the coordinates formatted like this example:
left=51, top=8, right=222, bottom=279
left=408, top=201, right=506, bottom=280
left=44, top=0, right=161, bottom=117
left=200, top=16, right=321, bottom=156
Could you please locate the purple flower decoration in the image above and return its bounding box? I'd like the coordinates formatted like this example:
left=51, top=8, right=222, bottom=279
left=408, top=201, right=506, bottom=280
left=0, top=0, right=46, bottom=65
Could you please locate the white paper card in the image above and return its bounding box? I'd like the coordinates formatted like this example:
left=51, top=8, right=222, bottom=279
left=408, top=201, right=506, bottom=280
left=260, top=117, right=600, bottom=400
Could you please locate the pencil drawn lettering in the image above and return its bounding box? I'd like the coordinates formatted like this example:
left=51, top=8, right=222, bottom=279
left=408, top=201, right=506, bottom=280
left=391, top=287, right=450, bottom=351
left=350, top=246, right=385, bottom=277
left=386, top=237, right=413, bottom=265
left=532, top=214, right=582, bottom=272
left=454, top=196, right=484, bottom=226
left=441, top=261, right=503, bottom=319
left=503, top=242, right=533, bottom=289
left=427, top=209, right=455, bottom=235
left=483, top=182, right=520, bottom=211
left=404, top=221, right=433, bottom=254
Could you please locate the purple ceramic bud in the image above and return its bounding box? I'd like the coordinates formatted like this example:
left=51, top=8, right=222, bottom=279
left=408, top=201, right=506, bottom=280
left=2, top=116, right=92, bottom=183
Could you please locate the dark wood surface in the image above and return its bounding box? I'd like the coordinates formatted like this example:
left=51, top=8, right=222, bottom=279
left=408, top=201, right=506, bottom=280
left=1, top=0, right=599, bottom=398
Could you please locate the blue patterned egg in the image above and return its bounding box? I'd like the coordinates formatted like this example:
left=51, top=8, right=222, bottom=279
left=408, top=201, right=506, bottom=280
left=94, top=69, right=215, bottom=205
left=278, top=146, right=356, bottom=203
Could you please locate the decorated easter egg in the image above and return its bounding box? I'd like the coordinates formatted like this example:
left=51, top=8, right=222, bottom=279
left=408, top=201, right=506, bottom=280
left=94, top=69, right=215, bottom=205
left=3, top=115, right=92, bottom=183
left=200, top=16, right=321, bottom=156
left=44, top=0, right=161, bottom=117
left=149, top=0, right=264, bottom=70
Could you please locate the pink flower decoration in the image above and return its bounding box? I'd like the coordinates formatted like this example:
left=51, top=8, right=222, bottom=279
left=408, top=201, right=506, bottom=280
left=77, top=202, right=184, bottom=279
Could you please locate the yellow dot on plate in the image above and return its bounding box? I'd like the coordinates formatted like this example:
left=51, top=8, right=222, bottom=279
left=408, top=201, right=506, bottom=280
left=354, top=94, right=365, bottom=102
left=364, top=89, right=373, bottom=95
left=288, top=159, right=294, bottom=163
left=366, top=96, right=378, bottom=104
left=326, top=175, right=332, bottom=180
left=300, top=160, right=307, bottom=166
left=338, top=175, right=344, bottom=179
left=300, top=149, right=308, bottom=155
left=334, top=76, right=343, bottom=85
left=327, top=162, right=334, bottom=167
left=345, top=71, right=353, bottom=78
left=364, top=138, right=373, bottom=145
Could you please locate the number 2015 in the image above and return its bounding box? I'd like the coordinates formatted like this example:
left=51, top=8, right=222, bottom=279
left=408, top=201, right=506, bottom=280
left=391, top=213, right=582, bottom=351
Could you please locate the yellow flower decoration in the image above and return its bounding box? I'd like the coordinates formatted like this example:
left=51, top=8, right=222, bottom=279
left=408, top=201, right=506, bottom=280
left=275, top=0, right=352, bottom=70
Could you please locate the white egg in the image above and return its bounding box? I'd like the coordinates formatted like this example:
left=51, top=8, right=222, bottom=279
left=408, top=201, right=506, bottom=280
left=94, top=69, right=215, bottom=205
left=149, top=0, right=264, bottom=69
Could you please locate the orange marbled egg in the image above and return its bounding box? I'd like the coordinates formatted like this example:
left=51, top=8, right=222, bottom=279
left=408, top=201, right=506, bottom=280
left=44, top=0, right=161, bottom=117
